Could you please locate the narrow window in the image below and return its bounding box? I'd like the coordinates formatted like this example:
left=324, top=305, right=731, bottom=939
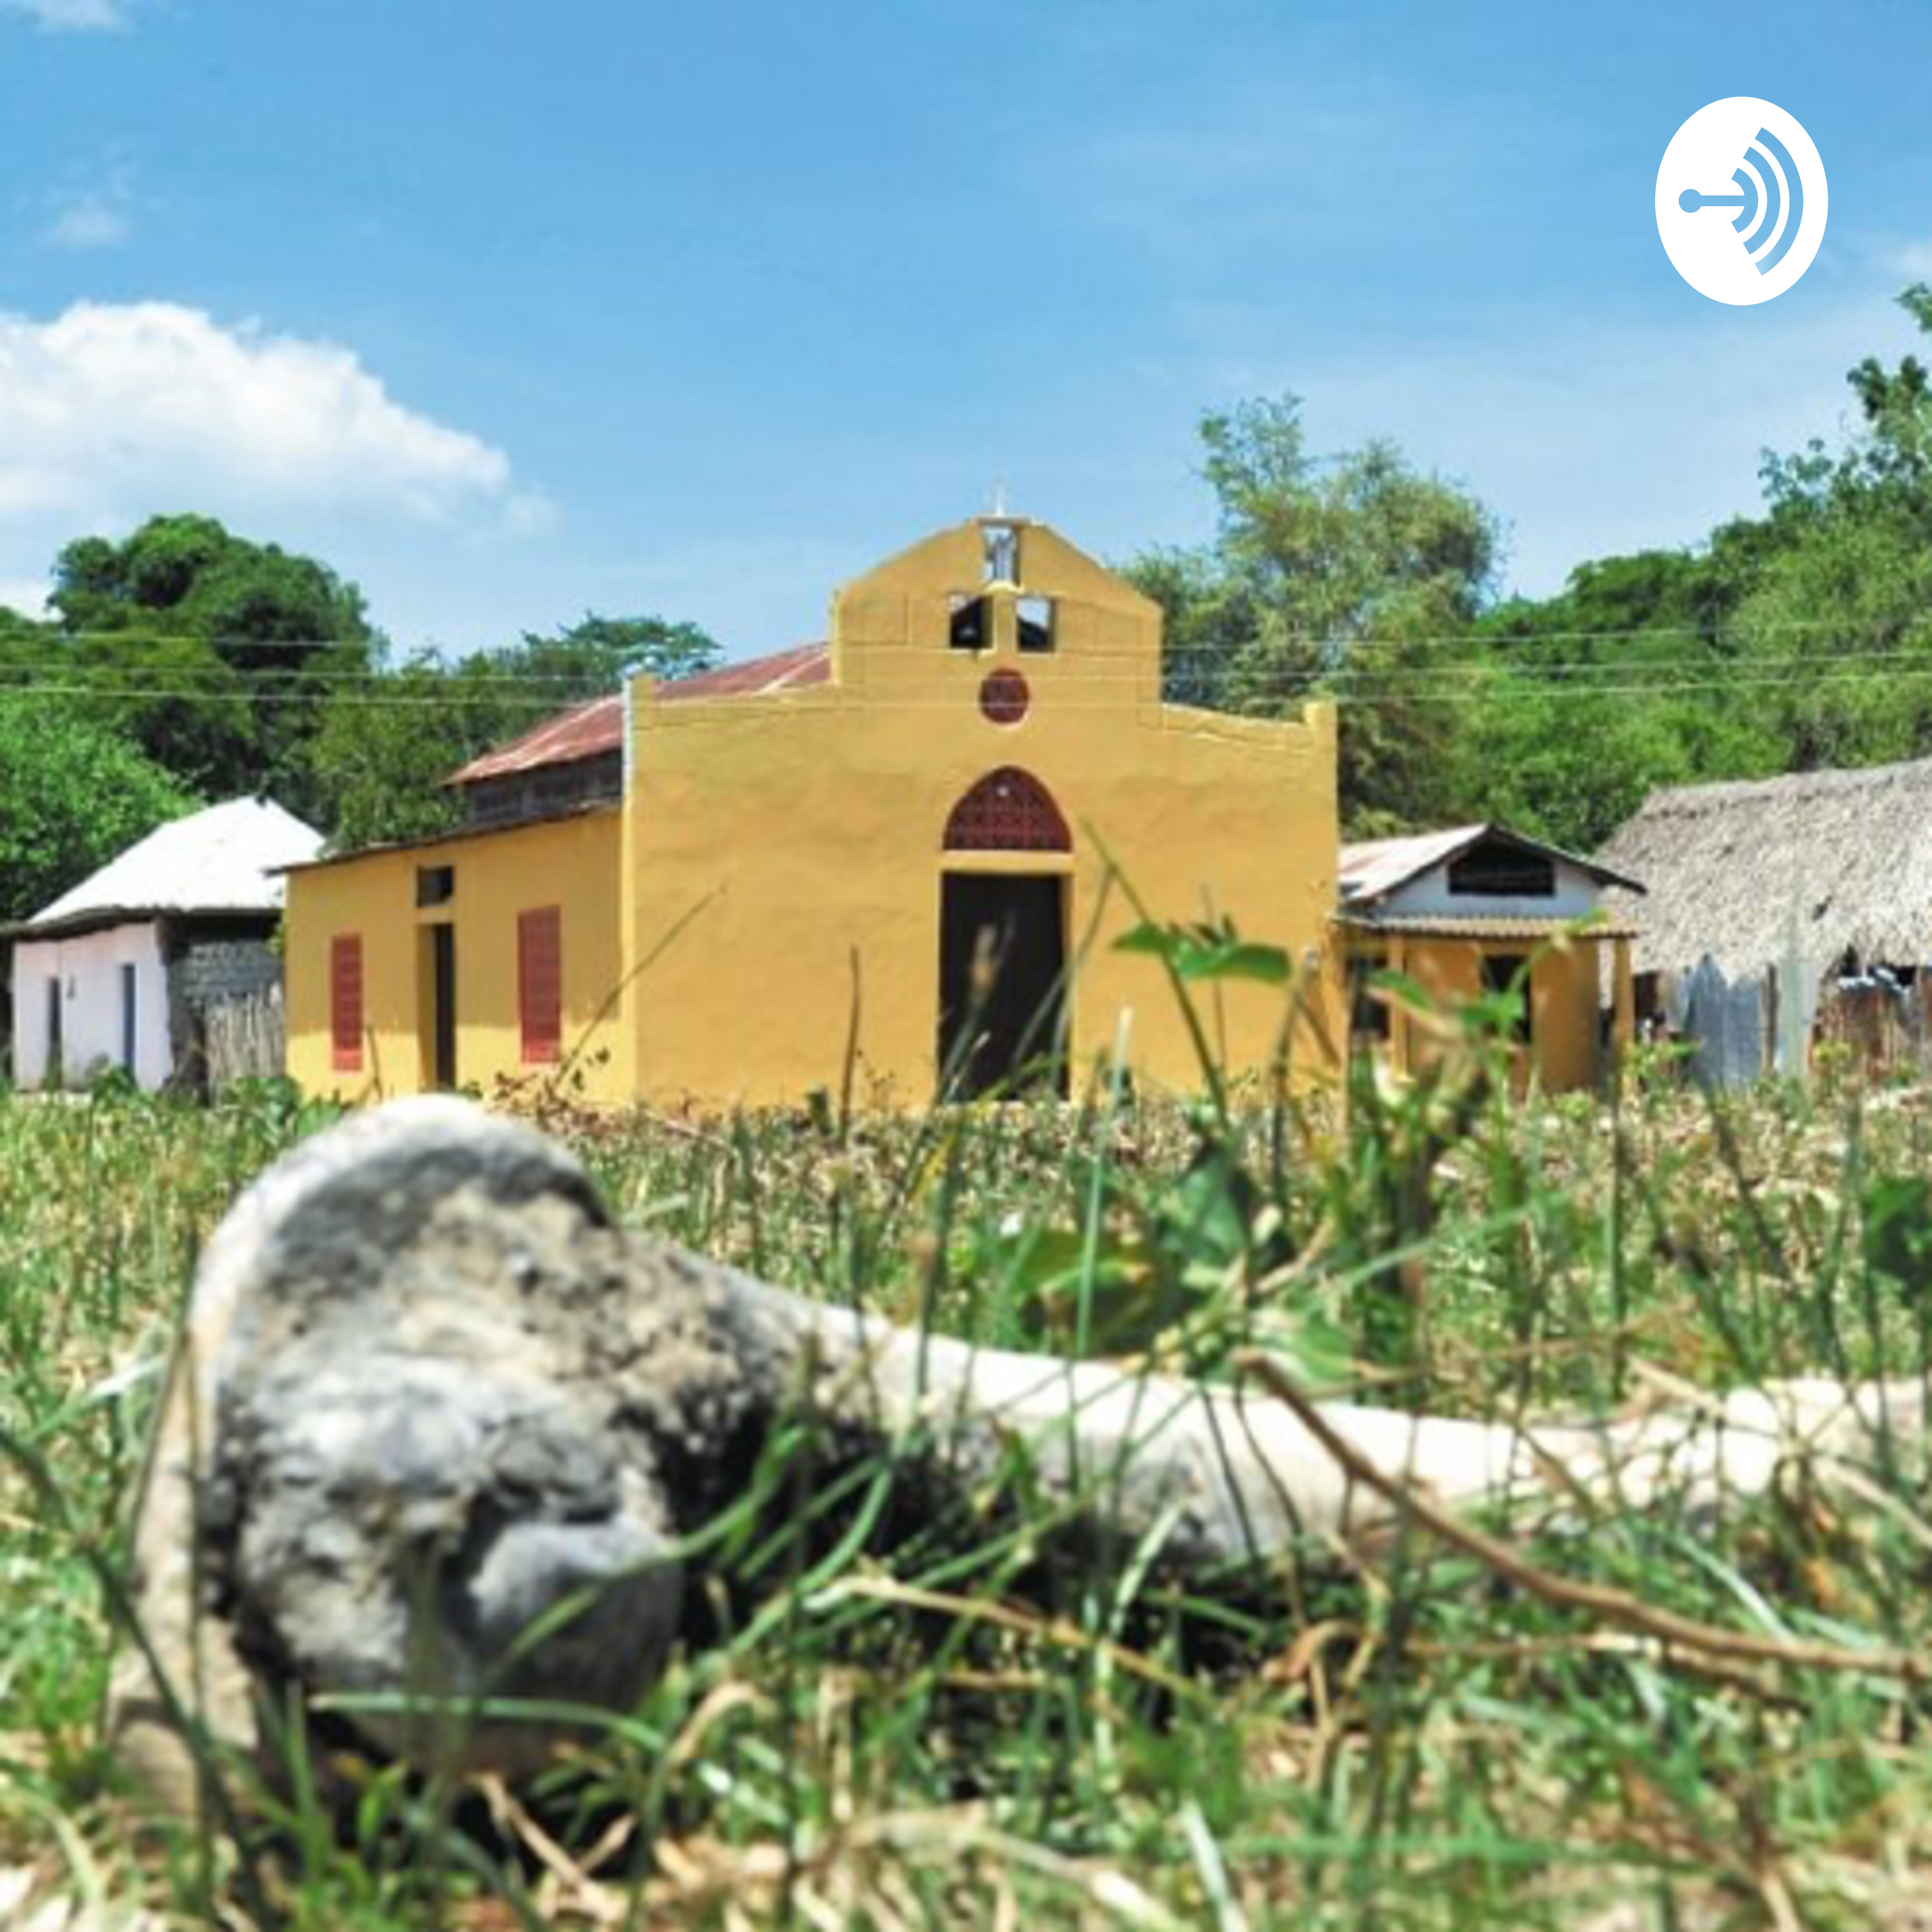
left=1017, top=595, right=1055, bottom=654
left=949, top=593, right=988, bottom=652
left=330, top=934, right=365, bottom=1072
left=45, top=976, right=62, bottom=1084
left=416, top=864, right=455, bottom=907
left=518, top=907, right=563, bottom=1065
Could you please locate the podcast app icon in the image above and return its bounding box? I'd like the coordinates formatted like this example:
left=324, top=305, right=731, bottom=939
left=1656, top=98, right=1828, bottom=305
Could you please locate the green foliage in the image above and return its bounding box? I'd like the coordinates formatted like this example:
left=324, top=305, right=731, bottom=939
left=5, top=507, right=726, bottom=855
left=303, top=654, right=477, bottom=851
left=11, top=1014, right=1932, bottom=1926
left=1127, top=394, right=1497, bottom=833
left=1862, top=1172, right=1932, bottom=1302
left=304, top=613, right=723, bottom=850
left=1133, top=287, right=1932, bottom=854
left=514, top=611, right=723, bottom=692
left=1115, top=916, right=1293, bottom=987
left=50, top=513, right=371, bottom=656
left=29, top=513, right=378, bottom=816
left=1461, top=284, right=1932, bottom=850
left=0, top=703, right=197, bottom=920
left=1455, top=542, right=1775, bottom=849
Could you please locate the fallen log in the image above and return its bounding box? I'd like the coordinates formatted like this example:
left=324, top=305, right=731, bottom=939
left=110, top=1098, right=1926, bottom=1816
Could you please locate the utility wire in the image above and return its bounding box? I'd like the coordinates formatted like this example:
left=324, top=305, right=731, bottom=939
left=11, top=663, right=1932, bottom=710
left=8, top=639, right=1932, bottom=692
left=3, top=608, right=1931, bottom=659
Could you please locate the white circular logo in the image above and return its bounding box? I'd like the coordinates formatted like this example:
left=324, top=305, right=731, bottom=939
left=1655, top=98, right=1827, bottom=305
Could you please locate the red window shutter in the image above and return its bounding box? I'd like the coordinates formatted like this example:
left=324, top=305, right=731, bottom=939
left=330, top=934, right=364, bottom=1072
left=518, top=907, right=563, bottom=1065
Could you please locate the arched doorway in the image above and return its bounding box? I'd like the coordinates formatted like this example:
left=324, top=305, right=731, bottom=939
left=938, top=770, right=1070, bottom=1099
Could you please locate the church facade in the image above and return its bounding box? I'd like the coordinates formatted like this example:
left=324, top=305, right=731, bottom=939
left=281, top=516, right=1343, bottom=1106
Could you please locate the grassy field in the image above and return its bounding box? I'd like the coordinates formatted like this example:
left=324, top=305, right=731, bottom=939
left=6, top=1027, right=1932, bottom=1930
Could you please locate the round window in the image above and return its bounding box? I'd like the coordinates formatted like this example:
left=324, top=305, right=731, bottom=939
left=979, top=668, right=1030, bottom=726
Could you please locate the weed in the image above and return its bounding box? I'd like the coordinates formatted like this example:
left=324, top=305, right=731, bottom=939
left=6, top=989, right=1932, bottom=1927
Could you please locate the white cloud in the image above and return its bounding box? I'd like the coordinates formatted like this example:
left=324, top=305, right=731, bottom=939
left=0, top=302, right=547, bottom=624
left=0, top=301, right=532, bottom=526
left=47, top=190, right=129, bottom=250
left=3, top=0, right=128, bottom=30
left=0, top=576, right=49, bottom=618
left=1893, top=238, right=1932, bottom=280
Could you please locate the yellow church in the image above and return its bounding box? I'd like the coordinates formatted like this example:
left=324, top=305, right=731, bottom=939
left=281, top=515, right=1347, bottom=1107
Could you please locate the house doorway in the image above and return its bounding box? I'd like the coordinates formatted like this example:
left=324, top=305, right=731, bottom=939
left=938, top=873, right=1067, bottom=1099
left=120, top=963, right=137, bottom=1075
left=423, top=924, right=457, bottom=1089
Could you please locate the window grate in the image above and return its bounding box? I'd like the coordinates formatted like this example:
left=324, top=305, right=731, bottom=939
left=943, top=768, right=1071, bottom=853
left=1448, top=846, right=1557, bottom=898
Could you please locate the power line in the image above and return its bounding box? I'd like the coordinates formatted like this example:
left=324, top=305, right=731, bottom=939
left=10, top=662, right=1932, bottom=713
left=12, top=620, right=1932, bottom=712
left=0, top=679, right=589, bottom=712
left=5, top=607, right=1931, bottom=661
left=7, top=637, right=1932, bottom=693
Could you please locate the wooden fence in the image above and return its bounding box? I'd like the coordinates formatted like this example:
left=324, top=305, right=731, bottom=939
left=200, top=990, right=285, bottom=1092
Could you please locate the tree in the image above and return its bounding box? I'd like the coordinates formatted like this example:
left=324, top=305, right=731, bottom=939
left=1446, top=286, right=1932, bottom=850
left=514, top=613, right=722, bottom=696
left=305, top=614, right=723, bottom=851
left=0, top=704, right=198, bottom=922
left=43, top=513, right=378, bottom=813
left=305, top=655, right=482, bottom=853
left=1457, top=543, right=1776, bottom=850
left=1727, top=284, right=1932, bottom=772
left=1127, top=396, right=1497, bottom=833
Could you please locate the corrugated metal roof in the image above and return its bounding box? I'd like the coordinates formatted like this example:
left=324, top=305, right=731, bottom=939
left=447, top=694, right=625, bottom=786
left=1339, top=826, right=1488, bottom=904
left=1336, top=913, right=1643, bottom=942
left=22, top=797, right=322, bottom=934
left=661, top=641, right=829, bottom=703
left=447, top=643, right=831, bottom=787
left=278, top=801, right=619, bottom=876
left=1340, top=822, right=1643, bottom=905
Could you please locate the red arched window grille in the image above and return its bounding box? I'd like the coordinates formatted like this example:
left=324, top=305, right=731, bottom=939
left=942, top=768, right=1072, bottom=853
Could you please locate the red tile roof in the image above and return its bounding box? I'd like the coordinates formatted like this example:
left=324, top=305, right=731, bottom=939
left=448, top=643, right=830, bottom=787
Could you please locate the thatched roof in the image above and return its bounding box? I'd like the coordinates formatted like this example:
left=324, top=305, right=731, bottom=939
left=1596, top=757, right=1932, bottom=978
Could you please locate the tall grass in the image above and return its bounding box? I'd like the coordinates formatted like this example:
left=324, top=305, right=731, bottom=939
left=5, top=1017, right=1932, bottom=1929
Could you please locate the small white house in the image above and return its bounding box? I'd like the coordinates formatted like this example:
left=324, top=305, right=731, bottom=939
left=6, top=797, right=322, bottom=1093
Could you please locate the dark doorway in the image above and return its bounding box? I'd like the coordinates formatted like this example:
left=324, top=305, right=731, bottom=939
left=1480, top=952, right=1533, bottom=1046
left=120, top=963, right=137, bottom=1075
left=426, top=924, right=457, bottom=1089
left=938, top=873, right=1068, bottom=1099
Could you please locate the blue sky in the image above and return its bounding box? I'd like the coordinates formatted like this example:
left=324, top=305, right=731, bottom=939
left=1, top=0, right=1928, bottom=658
